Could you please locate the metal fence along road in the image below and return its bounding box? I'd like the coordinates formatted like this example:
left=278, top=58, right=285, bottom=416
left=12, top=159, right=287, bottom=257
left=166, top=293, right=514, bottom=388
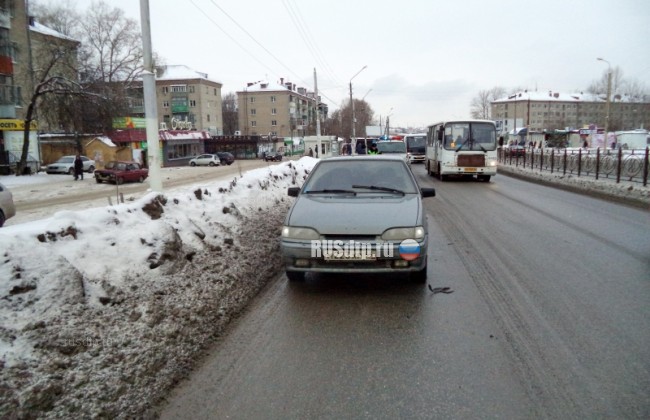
left=499, top=147, right=650, bottom=186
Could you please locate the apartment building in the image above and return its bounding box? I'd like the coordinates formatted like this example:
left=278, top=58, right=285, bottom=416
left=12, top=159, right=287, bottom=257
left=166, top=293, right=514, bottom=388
left=0, top=1, right=79, bottom=172
left=491, top=90, right=650, bottom=135
left=236, top=78, right=327, bottom=138
left=138, top=65, right=224, bottom=135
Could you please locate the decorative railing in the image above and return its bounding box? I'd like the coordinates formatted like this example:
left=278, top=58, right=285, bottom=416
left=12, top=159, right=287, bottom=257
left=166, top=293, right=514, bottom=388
left=498, top=147, right=649, bottom=186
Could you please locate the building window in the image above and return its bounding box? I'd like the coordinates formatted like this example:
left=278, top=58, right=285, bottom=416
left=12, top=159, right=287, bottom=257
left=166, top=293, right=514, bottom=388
left=162, top=86, right=169, bottom=94
left=271, top=108, right=277, bottom=115
left=171, top=85, right=187, bottom=93
left=250, top=97, right=256, bottom=103
left=271, top=120, right=277, bottom=126
left=162, top=101, right=169, bottom=108
left=189, top=100, right=196, bottom=107
left=214, top=88, right=217, bottom=95
left=250, top=109, right=256, bottom=115
left=189, top=85, right=195, bottom=93
left=271, top=96, right=276, bottom=102
left=207, top=114, right=210, bottom=122
left=251, top=121, right=256, bottom=127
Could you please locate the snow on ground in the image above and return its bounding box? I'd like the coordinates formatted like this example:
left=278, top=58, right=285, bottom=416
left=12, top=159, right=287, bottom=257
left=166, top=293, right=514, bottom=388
left=0, top=157, right=647, bottom=418
left=0, top=157, right=317, bottom=418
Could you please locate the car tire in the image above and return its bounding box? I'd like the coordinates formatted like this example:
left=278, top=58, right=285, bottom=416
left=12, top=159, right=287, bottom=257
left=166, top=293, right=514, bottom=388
left=88, top=165, right=95, bottom=173
left=138, top=176, right=144, bottom=183
left=116, top=177, right=124, bottom=185
left=190, top=162, right=196, bottom=167
left=68, top=167, right=74, bottom=175
left=0, top=211, right=5, bottom=227
left=209, top=162, right=216, bottom=166
left=96, top=178, right=102, bottom=183
left=286, top=271, right=305, bottom=282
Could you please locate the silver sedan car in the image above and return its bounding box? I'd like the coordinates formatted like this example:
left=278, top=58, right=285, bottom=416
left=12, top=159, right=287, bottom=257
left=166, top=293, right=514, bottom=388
left=281, top=155, right=435, bottom=282
left=189, top=154, right=221, bottom=167
left=0, top=182, right=16, bottom=227
left=46, top=155, right=96, bottom=174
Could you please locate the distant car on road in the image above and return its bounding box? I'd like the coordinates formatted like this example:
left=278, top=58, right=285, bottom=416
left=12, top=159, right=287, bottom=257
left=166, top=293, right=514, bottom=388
left=94, top=161, right=148, bottom=185
left=0, top=182, right=16, bottom=227
left=46, top=155, right=95, bottom=175
left=216, top=152, right=235, bottom=165
left=264, top=152, right=283, bottom=162
left=189, top=154, right=221, bottom=167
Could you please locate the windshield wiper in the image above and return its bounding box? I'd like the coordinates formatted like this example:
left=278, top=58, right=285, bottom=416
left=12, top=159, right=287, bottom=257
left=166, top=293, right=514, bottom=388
left=352, top=184, right=405, bottom=195
left=305, top=189, right=357, bottom=195
left=456, top=138, right=487, bottom=152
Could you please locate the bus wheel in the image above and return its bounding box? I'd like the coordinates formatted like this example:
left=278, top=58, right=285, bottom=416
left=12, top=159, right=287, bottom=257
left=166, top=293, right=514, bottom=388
left=438, top=164, right=446, bottom=181
left=478, top=175, right=491, bottom=182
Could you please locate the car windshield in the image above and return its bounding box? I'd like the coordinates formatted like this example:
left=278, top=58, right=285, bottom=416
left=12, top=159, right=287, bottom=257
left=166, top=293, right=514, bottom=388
left=303, top=159, right=418, bottom=194
left=105, top=161, right=117, bottom=169
left=376, top=142, right=406, bottom=153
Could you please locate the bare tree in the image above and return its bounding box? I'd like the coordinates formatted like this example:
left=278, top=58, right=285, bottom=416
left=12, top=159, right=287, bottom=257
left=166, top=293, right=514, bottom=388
left=326, top=99, right=374, bottom=139
left=470, top=86, right=506, bottom=119
left=16, top=37, right=85, bottom=175
left=30, top=0, right=81, bottom=38
left=221, top=92, right=238, bottom=135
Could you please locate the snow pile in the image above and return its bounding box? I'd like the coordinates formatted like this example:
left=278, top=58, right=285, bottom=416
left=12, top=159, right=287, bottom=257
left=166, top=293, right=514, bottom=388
left=0, top=158, right=316, bottom=418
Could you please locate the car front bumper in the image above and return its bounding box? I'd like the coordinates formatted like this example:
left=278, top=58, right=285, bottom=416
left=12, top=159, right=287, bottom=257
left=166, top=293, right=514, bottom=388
left=281, top=238, right=427, bottom=274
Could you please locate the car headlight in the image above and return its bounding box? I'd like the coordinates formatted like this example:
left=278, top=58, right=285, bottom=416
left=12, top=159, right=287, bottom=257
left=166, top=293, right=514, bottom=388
left=382, top=226, right=425, bottom=241
left=281, top=226, right=320, bottom=240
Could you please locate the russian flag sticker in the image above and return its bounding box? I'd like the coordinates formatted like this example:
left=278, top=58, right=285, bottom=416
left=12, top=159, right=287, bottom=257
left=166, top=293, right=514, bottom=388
left=399, top=239, right=420, bottom=261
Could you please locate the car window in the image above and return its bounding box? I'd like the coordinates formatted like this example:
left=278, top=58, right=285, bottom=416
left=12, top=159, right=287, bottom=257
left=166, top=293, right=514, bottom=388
left=304, top=160, right=417, bottom=193
left=59, top=157, right=74, bottom=163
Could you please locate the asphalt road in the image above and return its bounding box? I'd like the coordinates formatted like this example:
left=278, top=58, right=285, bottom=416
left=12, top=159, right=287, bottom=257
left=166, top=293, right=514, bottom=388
left=159, top=165, right=650, bottom=419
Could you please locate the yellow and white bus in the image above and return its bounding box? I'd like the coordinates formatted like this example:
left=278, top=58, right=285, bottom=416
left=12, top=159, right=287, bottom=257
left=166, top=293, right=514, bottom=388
left=425, top=120, right=498, bottom=182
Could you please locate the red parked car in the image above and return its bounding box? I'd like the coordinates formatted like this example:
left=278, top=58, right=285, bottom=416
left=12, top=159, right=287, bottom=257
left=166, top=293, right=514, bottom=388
left=94, top=161, right=148, bottom=184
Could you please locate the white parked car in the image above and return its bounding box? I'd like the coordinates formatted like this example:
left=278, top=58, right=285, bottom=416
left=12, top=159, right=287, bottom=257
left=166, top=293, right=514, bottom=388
left=189, top=154, right=221, bottom=167
left=46, top=155, right=96, bottom=174
left=0, top=182, right=16, bottom=227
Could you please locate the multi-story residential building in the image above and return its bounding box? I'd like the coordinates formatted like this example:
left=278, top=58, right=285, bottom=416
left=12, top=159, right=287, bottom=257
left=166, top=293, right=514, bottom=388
left=0, top=1, right=79, bottom=172
left=491, top=90, right=650, bottom=135
left=141, top=65, right=224, bottom=135
left=236, top=78, right=327, bottom=138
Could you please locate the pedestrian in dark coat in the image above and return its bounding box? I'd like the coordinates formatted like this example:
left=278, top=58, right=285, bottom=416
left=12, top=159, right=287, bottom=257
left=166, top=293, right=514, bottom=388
left=74, top=153, right=84, bottom=180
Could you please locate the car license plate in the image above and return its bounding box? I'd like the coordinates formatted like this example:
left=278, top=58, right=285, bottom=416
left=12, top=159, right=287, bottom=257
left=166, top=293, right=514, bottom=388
left=464, top=167, right=477, bottom=172
left=324, top=251, right=376, bottom=261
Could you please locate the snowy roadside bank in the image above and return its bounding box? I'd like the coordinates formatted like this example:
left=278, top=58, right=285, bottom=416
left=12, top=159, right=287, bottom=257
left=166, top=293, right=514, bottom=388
left=0, top=158, right=316, bottom=418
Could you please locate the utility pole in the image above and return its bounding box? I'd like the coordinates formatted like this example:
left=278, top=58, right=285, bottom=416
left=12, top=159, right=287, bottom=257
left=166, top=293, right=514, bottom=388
left=314, top=68, right=321, bottom=158
left=139, top=0, right=162, bottom=192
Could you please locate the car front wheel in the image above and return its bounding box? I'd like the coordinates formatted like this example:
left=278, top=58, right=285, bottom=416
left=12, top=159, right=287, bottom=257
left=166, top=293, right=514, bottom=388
left=410, top=258, right=427, bottom=283
left=116, top=177, right=124, bottom=185
left=190, top=162, right=196, bottom=166
left=68, top=168, right=74, bottom=175
left=88, top=165, right=95, bottom=173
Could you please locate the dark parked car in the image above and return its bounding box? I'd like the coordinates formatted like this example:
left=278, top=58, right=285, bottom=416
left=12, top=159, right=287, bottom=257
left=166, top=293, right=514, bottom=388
left=94, top=161, right=148, bottom=184
left=504, top=144, right=526, bottom=157
left=281, top=155, right=436, bottom=282
left=216, top=152, right=235, bottom=165
left=264, top=152, right=283, bottom=162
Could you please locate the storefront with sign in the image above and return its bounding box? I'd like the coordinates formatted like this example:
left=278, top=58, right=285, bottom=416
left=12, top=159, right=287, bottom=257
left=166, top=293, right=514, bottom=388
left=0, top=119, right=40, bottom=174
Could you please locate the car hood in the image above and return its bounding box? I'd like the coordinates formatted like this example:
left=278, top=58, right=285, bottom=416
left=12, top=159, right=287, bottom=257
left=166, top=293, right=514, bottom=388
left=286, top=194, right=421, bottom=235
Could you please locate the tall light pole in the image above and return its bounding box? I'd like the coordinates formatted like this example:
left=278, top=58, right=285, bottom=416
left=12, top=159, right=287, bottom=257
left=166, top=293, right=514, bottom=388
left=597, top=57, right=612, bottom=150
left=349, top=65, right=367, bottom=155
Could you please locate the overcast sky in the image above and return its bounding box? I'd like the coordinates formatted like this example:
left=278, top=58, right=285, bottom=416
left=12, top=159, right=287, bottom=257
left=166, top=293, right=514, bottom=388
left=63, top=0, right=650, bottom=128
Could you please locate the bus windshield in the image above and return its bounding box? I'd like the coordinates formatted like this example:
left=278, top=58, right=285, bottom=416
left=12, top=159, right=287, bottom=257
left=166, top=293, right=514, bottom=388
left=444, top=122, right=496, bottom=151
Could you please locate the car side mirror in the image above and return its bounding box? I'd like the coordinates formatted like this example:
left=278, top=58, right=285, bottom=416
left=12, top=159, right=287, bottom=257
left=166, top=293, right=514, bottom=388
left=288, top=187, right=301, bottom=197
left=420, top=187, right=436, bottom=198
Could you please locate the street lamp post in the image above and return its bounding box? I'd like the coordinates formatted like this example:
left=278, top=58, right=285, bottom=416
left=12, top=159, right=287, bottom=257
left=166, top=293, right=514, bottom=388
left=349, top=65, right=367, bottom=155
left=597, top=57, right=612, bottom=150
